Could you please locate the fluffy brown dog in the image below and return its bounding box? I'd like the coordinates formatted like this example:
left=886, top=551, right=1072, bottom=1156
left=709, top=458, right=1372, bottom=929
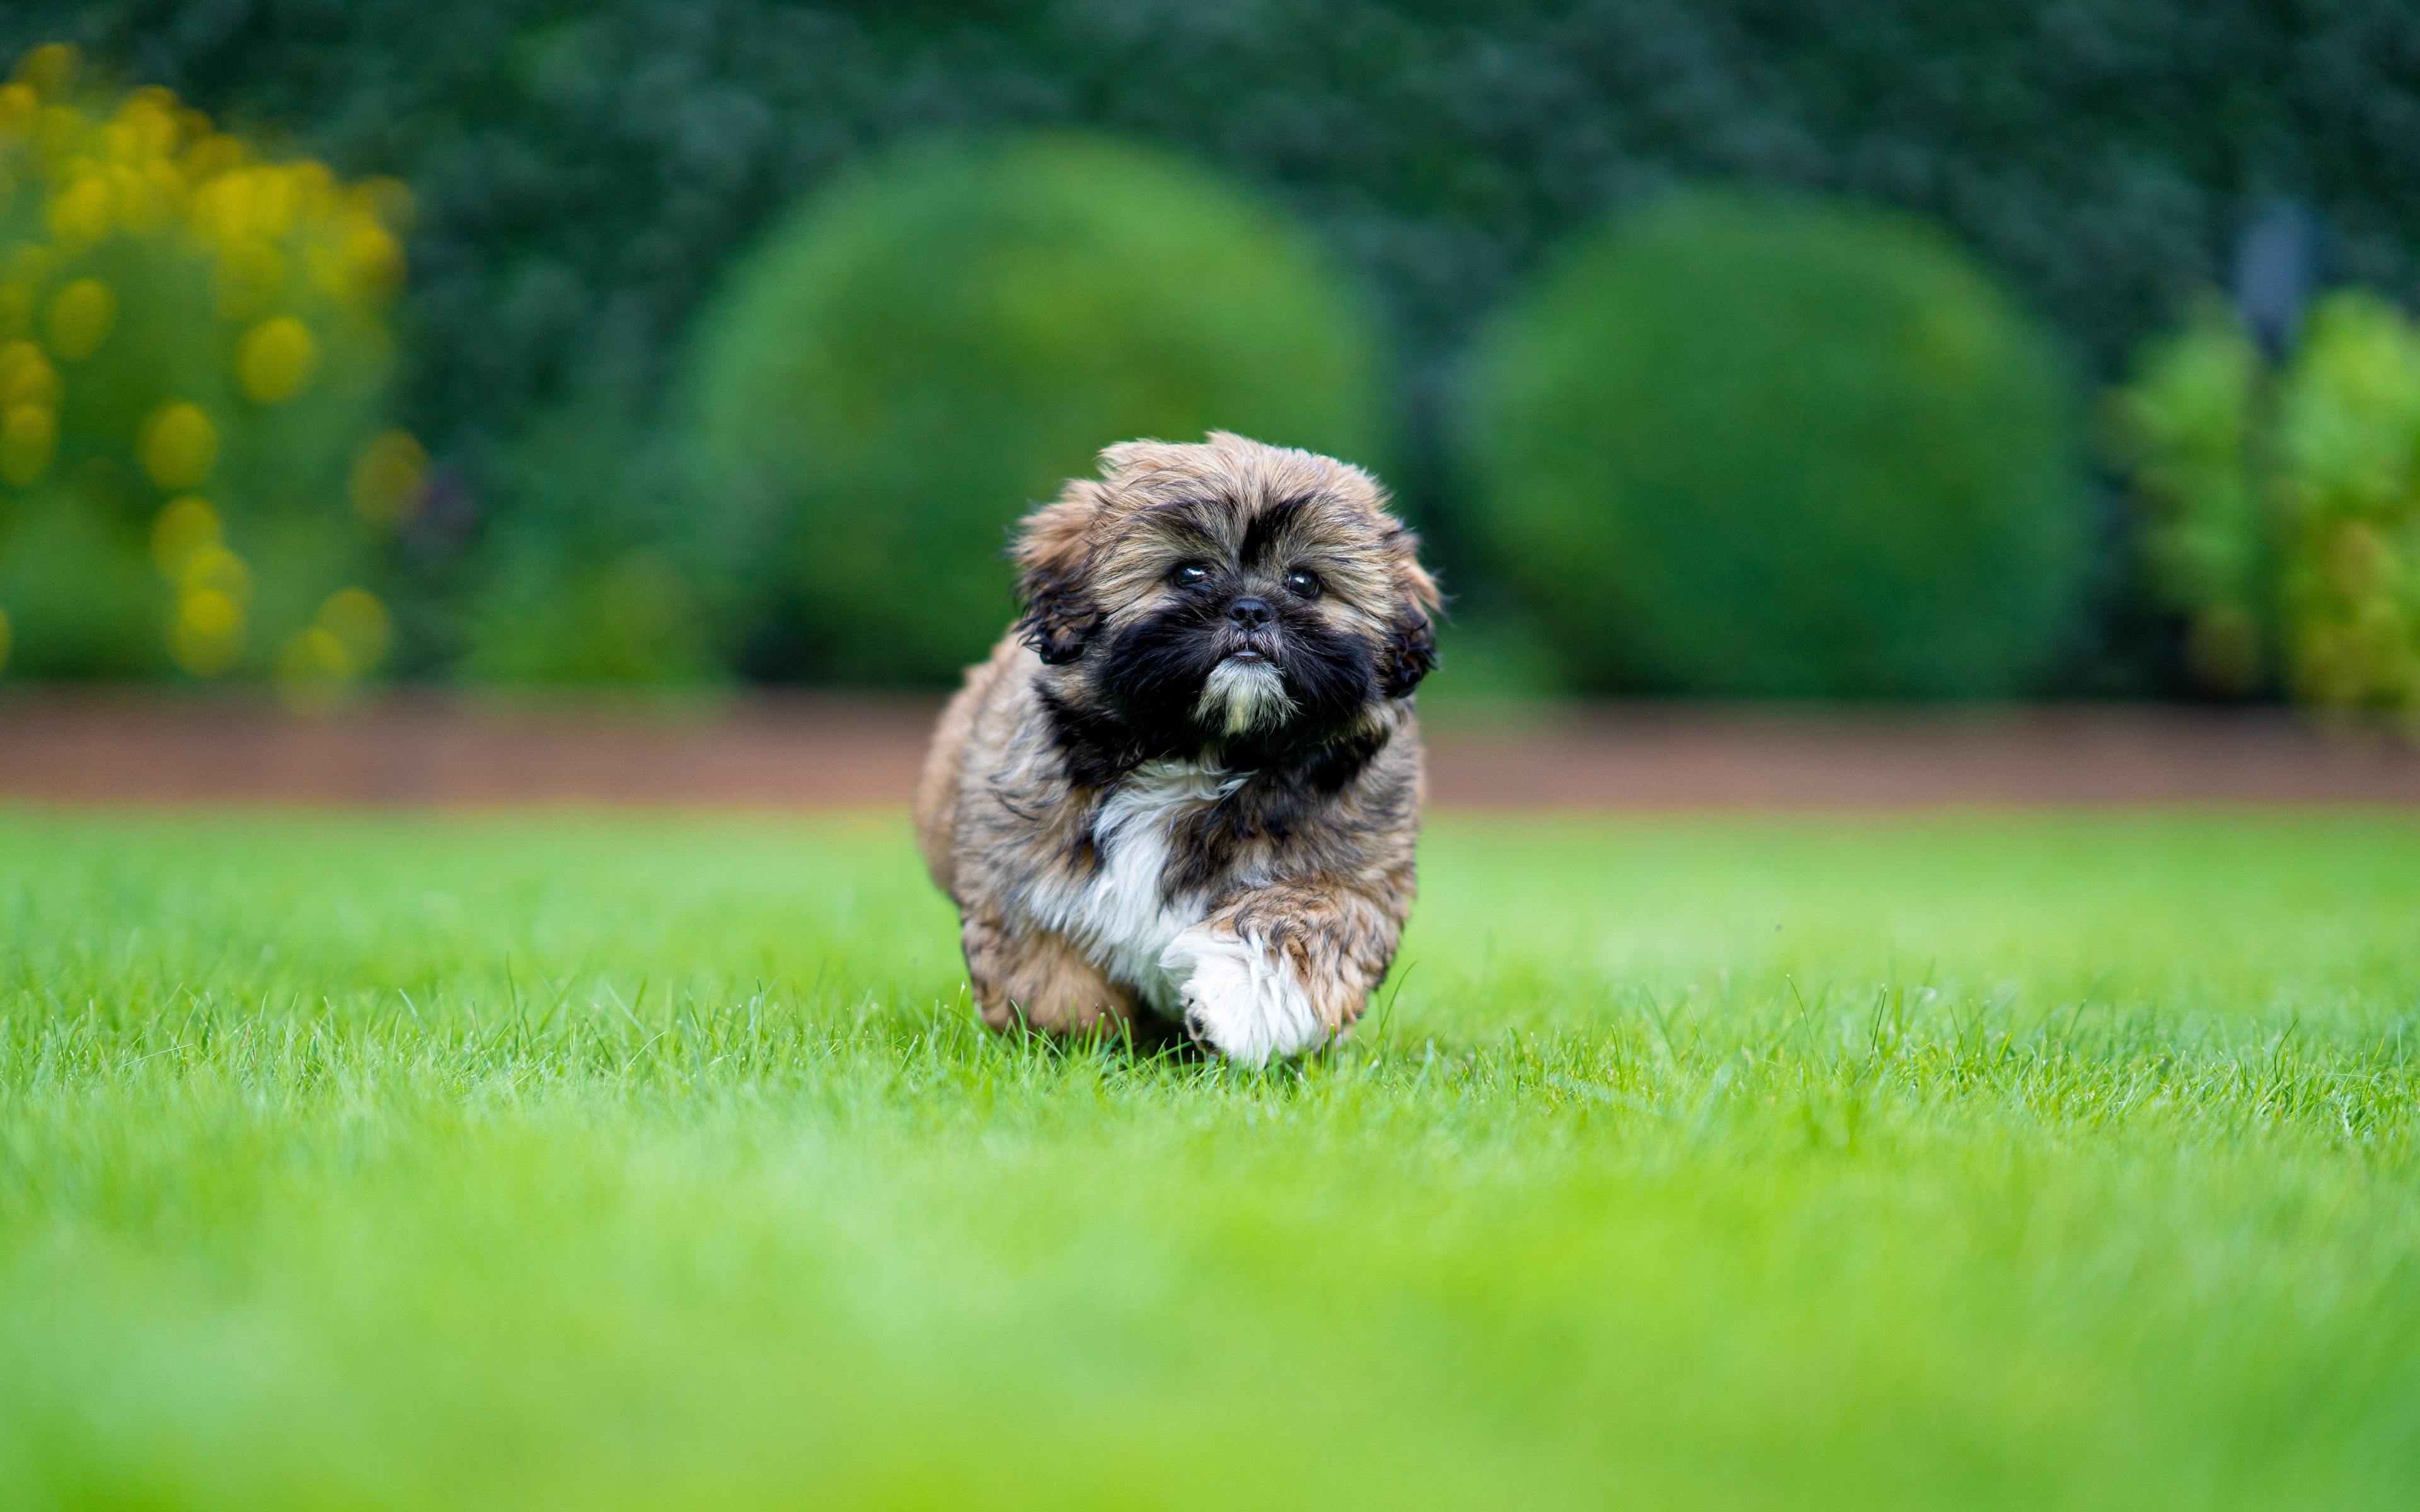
left=915, top=432, right=1439, bottom=1063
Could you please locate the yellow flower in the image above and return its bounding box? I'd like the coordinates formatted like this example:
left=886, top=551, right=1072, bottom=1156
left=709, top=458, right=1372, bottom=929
left=46, top=277, right=115, bottom=360
left=250, top=166, right=298, bottom=238
left=337, top=219, right=405, bottom=304
left=0, top=404, right=55, bottom=484
left=115, top=88, right=182, bottom=157
left=180, top=132, right=247, bottom=190
left=33, top=103, right=84, bottom=158
left=170, top=588, right=245, bottom=676
left=0, top=341, right=58, bottom=408
left=180, top=588, right=241, bottom=636
left=151, top=496, right=223, bottom=576
left=313, top=587, right=391, bottom=671
left=276, top=624, right=354, bottom=713
left=110, top=161, right=173, bottom=234
left=144, top=156, right=189, bottom=209
left=284, top=624, right=349, bottom=675
left=350, top=430, right=428, bottom=525
left=45, top=171, right=112, bottom=243
left=234, top=314, right=316, bottom=404
left=140, top=401, right=218, bottom=488
left=289, top=161, right=336, bottom=221
left=14, top=43, right=79, bottom=100
left=176, top=546, right=251, bottom=604
left=188, top=170, right=242, bottom=243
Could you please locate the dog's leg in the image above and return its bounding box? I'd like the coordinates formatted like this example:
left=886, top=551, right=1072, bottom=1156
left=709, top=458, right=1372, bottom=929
left=961, top=913, right=1141, bottom=1038
left=1160, top=884, right=1404, bottom=1065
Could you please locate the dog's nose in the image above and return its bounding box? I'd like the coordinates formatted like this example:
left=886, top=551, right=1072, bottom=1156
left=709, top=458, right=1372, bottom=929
left=1227, top=597, right=1272, bottom=630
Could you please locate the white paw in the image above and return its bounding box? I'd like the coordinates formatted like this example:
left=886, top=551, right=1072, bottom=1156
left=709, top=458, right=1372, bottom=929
left=1160, top=926, right=1329, bottom=1066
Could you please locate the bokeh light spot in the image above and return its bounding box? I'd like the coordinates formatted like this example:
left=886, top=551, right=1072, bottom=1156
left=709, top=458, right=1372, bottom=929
left=314, top=587, right=391, bottom=671
left=46, top=173, right=113, bottom=244
left=234, top=314, right=316, bottom=404
left=151, top=496, right=224, bottom=577
left=170, top=586, right=245, bottom=675
left=47, top=276, right=115, bottom=359
left=140, top=401, right=219, bottom=488
left=177, top=546, right=251, bottom=604
left=14, top=42, right=79, bottom=99
left=0, top=403, right=56, bottom=484
left=0, top=340, right=60, bottom=408
left=349, top=430, right=427, bottom=526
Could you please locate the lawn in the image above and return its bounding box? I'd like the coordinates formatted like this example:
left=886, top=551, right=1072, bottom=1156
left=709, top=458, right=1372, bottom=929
left=3, top=807, right=2416, bottom=1509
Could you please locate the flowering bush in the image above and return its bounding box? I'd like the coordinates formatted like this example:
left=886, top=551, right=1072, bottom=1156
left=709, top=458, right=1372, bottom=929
left=2116, top=292, right=2420, bottom=722
left=0, top=43, right=416, bottom=701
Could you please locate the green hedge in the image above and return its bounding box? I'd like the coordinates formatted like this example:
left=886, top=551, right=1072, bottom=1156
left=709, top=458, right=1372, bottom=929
left=681, top=134, right=1384, bottom=684
left=1463, top=192, right=2086, bottom=699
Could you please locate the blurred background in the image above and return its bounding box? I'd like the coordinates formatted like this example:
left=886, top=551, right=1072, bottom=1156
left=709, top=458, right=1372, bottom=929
left=3, top=2, right=2419, bottom=785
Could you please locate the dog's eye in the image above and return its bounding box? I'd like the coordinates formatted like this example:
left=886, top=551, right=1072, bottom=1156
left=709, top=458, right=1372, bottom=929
left=1283, top=570, right=1322, bottom=600
left=1171, top=563, right=1211, bottom=588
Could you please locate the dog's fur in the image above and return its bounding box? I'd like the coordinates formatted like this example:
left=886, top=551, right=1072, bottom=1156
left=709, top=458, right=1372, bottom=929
left=914, top=432, right=1439, bottom=1064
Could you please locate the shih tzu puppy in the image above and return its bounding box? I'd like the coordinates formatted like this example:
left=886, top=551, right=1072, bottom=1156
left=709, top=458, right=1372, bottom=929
left=915, top=432, right=1439, bottom=1064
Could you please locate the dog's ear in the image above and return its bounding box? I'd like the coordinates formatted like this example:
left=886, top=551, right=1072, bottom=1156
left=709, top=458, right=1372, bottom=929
left=1377, top=551, right=1442, bottom=699
left=1379, top=605, right=1438, bottom=698
left=1010, top=485, right=1104, bottom=666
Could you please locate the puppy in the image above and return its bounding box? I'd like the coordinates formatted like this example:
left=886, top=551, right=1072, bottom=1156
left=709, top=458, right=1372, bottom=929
left=914, top=432, right=1439, bottom=1064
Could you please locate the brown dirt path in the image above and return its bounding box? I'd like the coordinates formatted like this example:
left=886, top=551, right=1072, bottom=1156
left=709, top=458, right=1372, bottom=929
left=3, top=690, right=2417, bottom=810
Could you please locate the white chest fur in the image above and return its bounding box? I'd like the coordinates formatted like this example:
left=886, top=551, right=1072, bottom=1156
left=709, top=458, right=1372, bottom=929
left=1023, top=759, right=1242, bottom=1013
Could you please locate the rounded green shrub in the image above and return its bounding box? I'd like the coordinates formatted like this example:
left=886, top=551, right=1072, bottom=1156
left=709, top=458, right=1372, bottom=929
left=683, top=133, right=1386, bottom=684
left=1461, top=191, right=2086, bottom=698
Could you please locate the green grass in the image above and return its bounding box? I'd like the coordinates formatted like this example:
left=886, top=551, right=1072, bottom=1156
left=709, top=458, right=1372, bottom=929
left=3, top=807, right=2417, bottom=1509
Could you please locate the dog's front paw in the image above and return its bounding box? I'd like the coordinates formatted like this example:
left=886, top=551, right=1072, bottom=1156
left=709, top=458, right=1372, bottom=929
left=1161, top=925, right=1328, bottom=1067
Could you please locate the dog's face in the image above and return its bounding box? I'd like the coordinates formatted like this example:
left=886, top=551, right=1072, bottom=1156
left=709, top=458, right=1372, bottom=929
left=1013, top=432, right=1438, bottom=769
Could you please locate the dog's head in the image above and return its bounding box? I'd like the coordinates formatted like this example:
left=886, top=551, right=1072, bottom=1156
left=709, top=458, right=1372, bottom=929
left=1012, top=432, right=1438, bottom=770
